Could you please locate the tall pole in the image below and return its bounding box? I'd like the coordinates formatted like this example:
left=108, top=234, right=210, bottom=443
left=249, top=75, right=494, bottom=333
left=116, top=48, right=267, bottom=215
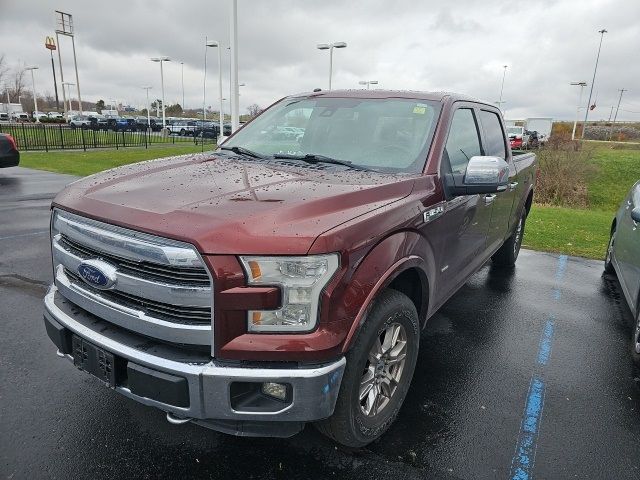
left=328, top=46, right=334, bottom=90
left=582, top=29, right=607, bottom=138
left=70, top=35, right=83, bottom=115
left=181, top=61, right=185, bottom=109
left=142, top=86, right=151, bottom=128
left=160, top=60, right=166, bottom=128
left=609, top=89, right=626, bottom=140
left=49, top=50, right=60, bottom=110
left=229, top=0, right=240, bottom=133
left=26, top=67, right=39, bottom=122
left=55, top=32, right=67, bottom=116
left=608, top=106, right=614, bottom=122
left=203, top=36, right=208, bottom=121
left=570, top=82, right=586, bottom=141
left=217, top=44, right=223, bottom=140
left=498, top=65, right=508, bottom=107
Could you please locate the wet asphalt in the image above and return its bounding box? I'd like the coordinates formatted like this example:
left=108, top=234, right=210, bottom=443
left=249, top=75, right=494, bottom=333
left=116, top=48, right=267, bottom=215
left=1, top=166, right=640, bottom=479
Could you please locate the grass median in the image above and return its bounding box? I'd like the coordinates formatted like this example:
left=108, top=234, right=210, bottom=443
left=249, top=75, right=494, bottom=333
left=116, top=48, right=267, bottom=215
left=523, top=144, right=639, bottom=259
left=19, top=144, right=212, bottom=176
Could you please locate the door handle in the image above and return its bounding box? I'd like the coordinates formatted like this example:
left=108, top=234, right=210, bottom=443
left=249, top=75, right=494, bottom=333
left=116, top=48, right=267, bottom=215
left=485, top=194, right=497, bottom=205
left=509, top=181, right=519, bottom=191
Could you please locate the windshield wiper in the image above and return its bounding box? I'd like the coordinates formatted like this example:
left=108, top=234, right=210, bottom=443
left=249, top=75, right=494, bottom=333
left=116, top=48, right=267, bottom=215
left=219, top=146, right=265, bottom=159
left=272, top=153, right=367, bottom=170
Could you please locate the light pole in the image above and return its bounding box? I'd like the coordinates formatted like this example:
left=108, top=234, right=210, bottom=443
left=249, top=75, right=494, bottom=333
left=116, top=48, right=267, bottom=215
left=142, top=86, right=152, bottom=129
left=317, top=42, right=347, bottom=90
left=205, top=40, right=224, bottom=142
left=25, top=66, right=40, bottom=121
left=582, top=29, right=607, bottom=138
left=44, top=37, right=60, bottom=111
left=609, top=88, right=627, bottom=140
left=497, top=65, right=508, bottom=111
left=570, top=81, right=587, bottom=140
left=55, top=11, right=83, bottom=115
left=359, top=80, right=378, bottom=89
left=151, top=56, right=171, bottom=128
left=180, top=62, right=185, bottom=109
left=229, top=0, right=240, bottom=133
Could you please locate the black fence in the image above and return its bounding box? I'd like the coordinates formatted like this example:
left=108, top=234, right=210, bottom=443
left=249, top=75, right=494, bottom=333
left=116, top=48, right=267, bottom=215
left=0, top=122, right=217, bottom=151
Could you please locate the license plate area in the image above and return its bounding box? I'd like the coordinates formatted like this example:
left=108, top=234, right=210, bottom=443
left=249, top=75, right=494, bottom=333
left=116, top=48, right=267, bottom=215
left=72, top=335, right=117, bottom=387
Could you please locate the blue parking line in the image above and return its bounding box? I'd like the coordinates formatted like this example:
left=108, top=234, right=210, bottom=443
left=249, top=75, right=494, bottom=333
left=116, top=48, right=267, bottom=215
left=536, top=318, right=555, bottom=366
left=510, top=376, right=546, bottom=480
left=508, top=254, right=568, bottom=479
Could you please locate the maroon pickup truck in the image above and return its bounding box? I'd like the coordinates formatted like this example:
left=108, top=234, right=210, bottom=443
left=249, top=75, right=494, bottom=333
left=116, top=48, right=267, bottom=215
left=44, top=90, right=536, bottom=447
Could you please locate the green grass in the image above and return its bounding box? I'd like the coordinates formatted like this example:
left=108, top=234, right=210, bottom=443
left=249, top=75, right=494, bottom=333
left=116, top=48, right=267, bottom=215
left=20, top=144, right=211, bottom=176
left=523, top=206, right=612, bottom=260
left=588, top=147, right=640, bottom=211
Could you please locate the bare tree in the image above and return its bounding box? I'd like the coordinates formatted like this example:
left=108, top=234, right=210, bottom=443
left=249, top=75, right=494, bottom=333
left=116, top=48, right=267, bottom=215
left=9, top=63, right=27, bottom=101
left=247, top=104, right=262, bottom=118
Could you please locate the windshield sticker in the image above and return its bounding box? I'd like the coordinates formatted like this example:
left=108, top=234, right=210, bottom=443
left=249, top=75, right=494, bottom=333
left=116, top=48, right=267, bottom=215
left=413, top=105, right=427, bottom=115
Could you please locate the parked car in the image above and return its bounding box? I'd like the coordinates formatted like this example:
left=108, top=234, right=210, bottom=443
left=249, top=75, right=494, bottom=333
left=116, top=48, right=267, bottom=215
left=524, top=117, right=552, bottom=145
left=32, top=111, right=49, bottom=121
left=167, top=120, right=196, bottom=136
left=0, top=112, right=9, bottom=122
left=96, top=117, right=118, bottom=131
left=0, top=133, right=19, bottom=167
left=43, top=90, right=536, bottom=447
left=507, top=126, right=529, bottom=150
left=193, top=121, right=219, bottom=139
left=47, top=112, right=64, bottom=120
left=115, top=117, right=138, bottom=132
left=11, top=112, right=29, bottom=122
left=134, top=117, right=156, bottom=131
left=68, top=115, right=92, bottom=129
left=605, top=181, right=640, bottom=367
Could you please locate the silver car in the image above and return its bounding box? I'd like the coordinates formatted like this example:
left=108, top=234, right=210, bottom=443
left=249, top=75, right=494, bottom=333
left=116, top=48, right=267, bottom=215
left=606, top=180, right=640, bottom=365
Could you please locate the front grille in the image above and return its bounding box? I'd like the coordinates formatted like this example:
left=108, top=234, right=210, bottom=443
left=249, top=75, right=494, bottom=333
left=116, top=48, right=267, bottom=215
left=51, top=208, right=213, bottom=347
left=59, top=235, right=209, bottom=287
left=64, top=268, right=211, bottom=325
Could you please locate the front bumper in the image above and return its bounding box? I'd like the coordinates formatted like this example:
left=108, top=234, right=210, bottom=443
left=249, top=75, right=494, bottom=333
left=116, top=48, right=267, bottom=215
left=43, top=285, right=345, bottom=437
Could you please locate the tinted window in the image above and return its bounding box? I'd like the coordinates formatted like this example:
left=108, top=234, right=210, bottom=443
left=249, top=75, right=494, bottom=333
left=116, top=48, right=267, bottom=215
left=479, top=110, right=507, bottom=159
left=444, top=108, right=482, bottom=174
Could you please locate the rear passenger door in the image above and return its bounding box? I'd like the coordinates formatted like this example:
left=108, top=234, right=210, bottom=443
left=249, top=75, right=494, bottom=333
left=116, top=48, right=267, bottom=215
left=478, top=109, right=519, bottom=254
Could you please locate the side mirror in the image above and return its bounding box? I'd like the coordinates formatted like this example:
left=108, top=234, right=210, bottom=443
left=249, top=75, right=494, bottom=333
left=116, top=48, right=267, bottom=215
left=445, top=156, right=510, bottom=196
left=631, top=207, right=640, bottom=223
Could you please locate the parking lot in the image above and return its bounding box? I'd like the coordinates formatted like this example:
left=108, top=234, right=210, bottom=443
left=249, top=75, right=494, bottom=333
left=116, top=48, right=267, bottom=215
left=1, top=167, right=640, bottom=479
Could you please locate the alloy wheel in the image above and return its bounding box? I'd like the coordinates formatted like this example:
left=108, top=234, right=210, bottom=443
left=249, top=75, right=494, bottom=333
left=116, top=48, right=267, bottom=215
left=359, top=322, right=407, bottom=417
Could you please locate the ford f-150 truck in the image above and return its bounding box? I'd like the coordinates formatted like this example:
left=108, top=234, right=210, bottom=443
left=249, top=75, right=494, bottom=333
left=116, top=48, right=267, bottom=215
left=43, top=90, right=537, bottom=447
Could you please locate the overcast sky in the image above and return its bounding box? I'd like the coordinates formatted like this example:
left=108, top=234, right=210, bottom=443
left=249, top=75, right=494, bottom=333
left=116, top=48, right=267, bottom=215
left=0, top=0, right=638, bottom=120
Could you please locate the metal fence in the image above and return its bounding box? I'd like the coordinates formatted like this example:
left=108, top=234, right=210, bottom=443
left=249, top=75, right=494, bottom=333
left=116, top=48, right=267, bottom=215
left=0, top=123, right=216, bottom=151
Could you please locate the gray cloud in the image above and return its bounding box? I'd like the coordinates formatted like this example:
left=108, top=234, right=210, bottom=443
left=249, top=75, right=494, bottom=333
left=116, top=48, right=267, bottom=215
left=0, top=0, right=638, bottom=120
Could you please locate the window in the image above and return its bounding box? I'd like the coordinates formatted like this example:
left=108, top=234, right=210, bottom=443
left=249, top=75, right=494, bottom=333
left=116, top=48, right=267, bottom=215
left=444, top=108, right=482, bottom=174
left=223, top=97, right=441, bottom=173
left=480, top=110, right=507, bottom=159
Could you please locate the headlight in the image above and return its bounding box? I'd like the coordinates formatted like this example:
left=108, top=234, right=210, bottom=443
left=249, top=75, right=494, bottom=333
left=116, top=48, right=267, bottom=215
left=239, top=254, right=339, bottom=333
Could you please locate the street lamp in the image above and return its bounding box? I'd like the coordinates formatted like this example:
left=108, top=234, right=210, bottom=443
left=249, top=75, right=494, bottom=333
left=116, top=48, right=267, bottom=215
left=570, top=82, right=587, bottom=140
left=317, top=41, right=347, bottom=90
left=151, top=56, right=171, bottom=128
left=25, top=66, right=39, bottom=122
left=180, top=62, right=185, bottom=109
left=141, top=86, right=152, bottom=129
left=497, top=65, right=508, bottom=111
left=204, top=39, right=224, bottom=142
left=582, top=29, right=607, bottom=138
left=358, top=80, right=378, bottom=89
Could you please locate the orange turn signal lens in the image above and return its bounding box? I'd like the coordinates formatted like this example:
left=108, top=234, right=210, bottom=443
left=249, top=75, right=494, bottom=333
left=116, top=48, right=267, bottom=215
left=248, top=260, right=262, bottom=280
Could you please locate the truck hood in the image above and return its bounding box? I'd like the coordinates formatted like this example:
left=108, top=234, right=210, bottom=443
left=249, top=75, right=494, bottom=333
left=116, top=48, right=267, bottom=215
left=53, top=152, right=416, bottom=255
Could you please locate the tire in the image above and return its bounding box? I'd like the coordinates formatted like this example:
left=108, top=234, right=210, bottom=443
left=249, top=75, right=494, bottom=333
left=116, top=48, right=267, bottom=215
left=492, top=209, right=526, bottom=267
left=632, top=307, right=640, bottom=369
left=315, top=289, right=419, bottom=447
left=604, top=225, right=616, bottom=274
left=180, top=129, right=186, bottom=136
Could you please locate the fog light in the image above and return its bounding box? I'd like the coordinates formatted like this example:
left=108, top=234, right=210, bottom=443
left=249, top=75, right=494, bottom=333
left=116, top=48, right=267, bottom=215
left=262, top=382, right=287, bottom=401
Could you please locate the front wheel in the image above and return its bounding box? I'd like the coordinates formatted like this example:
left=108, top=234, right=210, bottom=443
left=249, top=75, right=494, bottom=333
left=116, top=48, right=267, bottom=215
left=492, top=210, right=526, bottom=267
left=315, top=289, right=419, bottom=447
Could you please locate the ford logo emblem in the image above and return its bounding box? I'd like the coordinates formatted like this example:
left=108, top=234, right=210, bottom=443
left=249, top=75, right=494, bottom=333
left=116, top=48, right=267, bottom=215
left=77, top=260, right=118, bottom=290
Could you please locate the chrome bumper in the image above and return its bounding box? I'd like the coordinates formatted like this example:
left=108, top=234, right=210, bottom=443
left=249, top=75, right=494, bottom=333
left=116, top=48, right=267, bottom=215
left=44, top=285, right=345, bottom=426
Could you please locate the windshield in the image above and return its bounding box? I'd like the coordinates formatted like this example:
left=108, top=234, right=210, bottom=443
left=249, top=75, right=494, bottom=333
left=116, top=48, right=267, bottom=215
left=507, top=127, right=522, bottom=136
left=223, top=96, right=442, bottom=173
